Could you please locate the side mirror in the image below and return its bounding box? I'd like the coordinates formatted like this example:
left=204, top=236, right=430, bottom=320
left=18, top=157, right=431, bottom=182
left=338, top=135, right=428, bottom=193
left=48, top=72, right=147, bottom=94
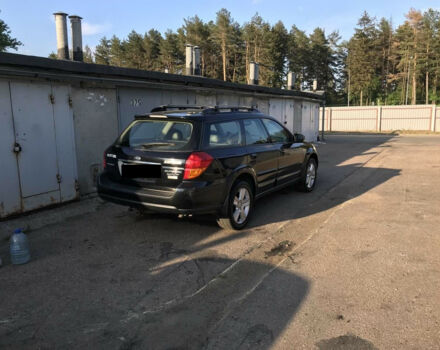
left=294, top=133, right=305, bottom=142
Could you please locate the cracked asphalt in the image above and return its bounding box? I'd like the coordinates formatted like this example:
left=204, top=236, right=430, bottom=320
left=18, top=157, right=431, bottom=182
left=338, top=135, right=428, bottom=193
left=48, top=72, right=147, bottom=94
left=1, top=134, right=439, bottom=349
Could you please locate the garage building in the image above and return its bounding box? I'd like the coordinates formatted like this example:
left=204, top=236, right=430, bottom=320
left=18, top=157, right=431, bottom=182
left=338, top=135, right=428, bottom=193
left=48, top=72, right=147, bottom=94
left=0, top=52, right=324, bottom=218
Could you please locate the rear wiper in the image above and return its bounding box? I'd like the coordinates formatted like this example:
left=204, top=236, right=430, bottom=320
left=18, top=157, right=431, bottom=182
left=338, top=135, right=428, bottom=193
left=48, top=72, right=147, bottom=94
left=140, top=142, right=175, bottom=149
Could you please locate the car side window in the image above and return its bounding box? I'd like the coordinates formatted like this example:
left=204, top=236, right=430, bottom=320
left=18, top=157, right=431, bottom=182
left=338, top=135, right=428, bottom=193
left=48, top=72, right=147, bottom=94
left=206, top=120, right=242, bottom=148
left=243, top=119, right=270, bottom=145
left=262, top=119, right=291, bottom=143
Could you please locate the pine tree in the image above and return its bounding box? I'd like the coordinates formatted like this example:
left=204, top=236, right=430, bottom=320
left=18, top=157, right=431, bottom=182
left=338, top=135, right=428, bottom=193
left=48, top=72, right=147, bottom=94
left=420, top=9, right=440, bottom=104
left=109, top=35, right=125, bottom=67
left=243, top=14, right=270, bottom=84
left=143, top=29, right=162, bottom=70
left=95, top=37, right=111, bottom=65
left=327, top=31, right=346, bottom=104
left=287, top=25, right=310, bottom=90
left=159, top=30, right=183, bottom=73
left=377, top=18, right=394, bottom=103
left=347, top=12, right=379, bottom=105
left=405, top=9, right=424, bottom=104
left=308, top=28, right=334, bottom=90
left=265, top=21, right=288, bottom=87
left=124, top=30, right=146, bottom=69
left=213, top=9, right=235, bottom=81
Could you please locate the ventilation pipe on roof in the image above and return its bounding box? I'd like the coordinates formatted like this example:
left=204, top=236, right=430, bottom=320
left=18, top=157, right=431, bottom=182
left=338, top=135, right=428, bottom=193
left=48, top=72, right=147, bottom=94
left=287, top=72, right=296, bottom=90
left=249, top=62, right=259, bottom=85
left=69, top=15, right=83, bottom=61
left=53, top=12, right=69, bottom=60
left=185, top=44, right=193, bottom=75
left=313, top=79, right=318, bottom=91
left=193, top=46, right=201, bottom=75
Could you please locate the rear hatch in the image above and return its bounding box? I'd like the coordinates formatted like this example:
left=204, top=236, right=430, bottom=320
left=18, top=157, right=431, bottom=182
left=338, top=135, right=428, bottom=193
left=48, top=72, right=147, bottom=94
left=104, top=117, right=200, bottom=188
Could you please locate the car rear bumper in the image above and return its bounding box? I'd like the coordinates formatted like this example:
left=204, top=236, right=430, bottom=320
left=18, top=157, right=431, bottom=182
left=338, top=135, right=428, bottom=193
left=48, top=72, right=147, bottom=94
left=97, top=173, right=225, bottom=214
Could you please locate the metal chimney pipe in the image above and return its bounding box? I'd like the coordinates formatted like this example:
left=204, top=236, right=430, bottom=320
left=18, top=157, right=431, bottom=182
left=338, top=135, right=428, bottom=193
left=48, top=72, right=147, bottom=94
left=287, top=72, right=296, bottom=90
left=69, top=15, right=83, bottom=61
left=53, top=12, right=69, bottom=60
left=185, top=44, right=193, bottom=75
left=313, top=79, right=318, bottom=91
left=249, top=62, right=259, bottom=85
left=193, top=46, right=201, bottom=76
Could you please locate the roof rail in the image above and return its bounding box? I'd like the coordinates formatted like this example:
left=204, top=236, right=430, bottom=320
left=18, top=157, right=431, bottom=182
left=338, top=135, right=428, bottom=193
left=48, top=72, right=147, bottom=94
left=149, top=105, right=260, bottom=114
left=203, top=106, right=259, bottom=113
left=150, top=105, right=210, bottom=112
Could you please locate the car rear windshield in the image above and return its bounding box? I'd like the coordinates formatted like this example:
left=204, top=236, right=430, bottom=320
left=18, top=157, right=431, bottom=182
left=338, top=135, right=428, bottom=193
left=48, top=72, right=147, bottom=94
left=118, top=119, right=194, bottom=151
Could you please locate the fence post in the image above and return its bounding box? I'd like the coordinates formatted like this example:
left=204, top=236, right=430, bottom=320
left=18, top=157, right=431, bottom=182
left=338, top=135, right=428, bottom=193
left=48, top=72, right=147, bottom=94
left=377, top=106, right=382, bottom=132
left=329, top=108, right=332, bottom=132
left=431, top=105, right=436, bottom=132
left=321, top=103, right=325, bottom=141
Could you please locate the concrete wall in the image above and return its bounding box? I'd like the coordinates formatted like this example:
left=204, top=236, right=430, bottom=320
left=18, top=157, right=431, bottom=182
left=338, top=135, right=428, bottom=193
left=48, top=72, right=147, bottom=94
left=72, top=87, right=118, bottom=194
left=320, top=105, right=438, bottom=132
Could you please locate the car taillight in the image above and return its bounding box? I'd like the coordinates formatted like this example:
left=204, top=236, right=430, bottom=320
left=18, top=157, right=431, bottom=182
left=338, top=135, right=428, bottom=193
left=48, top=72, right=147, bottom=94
left=183, top=152, right=214, bottom=180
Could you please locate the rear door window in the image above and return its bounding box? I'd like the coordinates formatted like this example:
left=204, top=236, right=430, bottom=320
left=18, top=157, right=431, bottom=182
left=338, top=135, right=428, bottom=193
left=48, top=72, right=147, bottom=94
left=205, top=120, right=242, bottom=148
left=262, top=119, right=291, bottom=143
left=243, top=119, right=270, bottom=145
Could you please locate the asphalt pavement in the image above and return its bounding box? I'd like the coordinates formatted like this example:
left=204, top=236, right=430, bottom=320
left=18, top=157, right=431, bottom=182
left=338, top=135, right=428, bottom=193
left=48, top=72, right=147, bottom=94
left=0, top=134, right=439, bottom=349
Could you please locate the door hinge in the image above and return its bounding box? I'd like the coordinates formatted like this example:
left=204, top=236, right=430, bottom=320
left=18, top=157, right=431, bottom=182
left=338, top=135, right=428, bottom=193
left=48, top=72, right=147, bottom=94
left=49, top=94, right=55, bottom=104
left=56, top=173, right=62, bottom=183
left=68, top=95, right=73, bottom=107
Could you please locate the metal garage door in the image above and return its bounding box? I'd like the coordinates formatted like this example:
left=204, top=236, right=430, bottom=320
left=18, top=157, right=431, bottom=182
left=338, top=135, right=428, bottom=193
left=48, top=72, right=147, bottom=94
left=301, top=102, right=319, bottom=142
left=0, top=80, right=78, bottom=217
left=269, top=98, right=295, bottom=132
left=117, top=87, right=196, bottom=132
left=11, top=82, right=60, bottom=203
left=0, top=80, right=21, bottom=217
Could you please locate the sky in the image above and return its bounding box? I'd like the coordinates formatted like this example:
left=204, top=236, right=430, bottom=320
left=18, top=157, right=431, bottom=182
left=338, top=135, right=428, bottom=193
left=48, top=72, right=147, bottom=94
left=1, top=0, right=438, bottom=57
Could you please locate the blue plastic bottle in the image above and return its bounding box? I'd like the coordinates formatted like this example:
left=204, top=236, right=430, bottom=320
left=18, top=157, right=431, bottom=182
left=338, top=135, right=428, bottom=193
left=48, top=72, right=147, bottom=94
left=10, top=228, right=30, bottom=265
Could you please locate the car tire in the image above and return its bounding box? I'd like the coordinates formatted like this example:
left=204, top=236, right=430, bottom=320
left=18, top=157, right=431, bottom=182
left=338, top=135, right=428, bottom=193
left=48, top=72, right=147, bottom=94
left=298, top=158, right=317, bottom=192
left=217, top=180, right=254, bottom=230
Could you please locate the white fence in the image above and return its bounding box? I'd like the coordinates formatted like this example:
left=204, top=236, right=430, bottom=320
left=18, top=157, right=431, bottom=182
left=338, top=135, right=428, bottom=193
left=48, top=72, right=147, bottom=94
left=320, top=105, right=440, bottom=132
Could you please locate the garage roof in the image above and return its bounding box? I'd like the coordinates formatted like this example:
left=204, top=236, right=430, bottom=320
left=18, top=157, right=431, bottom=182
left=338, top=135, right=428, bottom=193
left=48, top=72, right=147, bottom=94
left=0, top=52, right=324, bottom=102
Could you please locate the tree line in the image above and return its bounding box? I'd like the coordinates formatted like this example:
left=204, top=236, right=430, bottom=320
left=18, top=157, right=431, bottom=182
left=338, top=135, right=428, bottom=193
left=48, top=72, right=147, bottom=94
left=2, top=8, right=439, bottom=106
left=347, top=9, right=440, bottom=106
left=89, top=9, right=344, bottom=104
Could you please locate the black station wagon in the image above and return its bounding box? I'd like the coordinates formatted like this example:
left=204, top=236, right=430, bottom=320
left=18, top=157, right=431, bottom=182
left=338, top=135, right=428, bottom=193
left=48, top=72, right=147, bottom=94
left=98, top=106, right=318, bottom=230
